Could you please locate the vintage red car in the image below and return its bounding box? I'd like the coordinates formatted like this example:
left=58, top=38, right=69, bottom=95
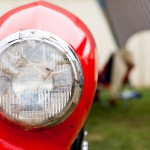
left=0, top=1, right=97, bottom=150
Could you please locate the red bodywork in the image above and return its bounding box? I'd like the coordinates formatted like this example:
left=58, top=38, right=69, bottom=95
left=0, top=1, right=98, bottom=150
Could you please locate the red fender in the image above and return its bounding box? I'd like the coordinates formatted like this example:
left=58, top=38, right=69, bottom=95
left=0, top=1, right=98, bottom=150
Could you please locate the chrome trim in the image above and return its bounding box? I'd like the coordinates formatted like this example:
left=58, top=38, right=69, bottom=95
left=82, top=131, right=88, bottom=150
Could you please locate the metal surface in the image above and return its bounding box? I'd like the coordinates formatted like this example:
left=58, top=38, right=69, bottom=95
left=82, top=131, right=88, bottom=150
left=0, top=1, right=97, bottom=150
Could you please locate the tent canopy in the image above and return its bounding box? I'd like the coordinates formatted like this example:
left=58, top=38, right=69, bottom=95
left=98, top=0, right=150, bottom=47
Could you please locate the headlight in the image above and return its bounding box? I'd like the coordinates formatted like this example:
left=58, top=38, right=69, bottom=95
left=0, top=30, right=83, bottom=130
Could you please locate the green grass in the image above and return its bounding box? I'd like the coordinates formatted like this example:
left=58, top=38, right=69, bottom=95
left=85, top=88, right=150, bottom=150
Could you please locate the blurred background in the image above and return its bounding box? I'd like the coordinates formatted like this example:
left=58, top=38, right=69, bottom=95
left=1, top=0, right=150, bottom=86
left=1, top=0, right=150, bottom=150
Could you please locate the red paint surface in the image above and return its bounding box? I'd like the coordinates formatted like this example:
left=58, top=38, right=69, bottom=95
left=0, top=1, right=98, bottom=150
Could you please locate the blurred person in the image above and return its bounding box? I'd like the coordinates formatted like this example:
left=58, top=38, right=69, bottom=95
left=95, top=48, right=134, bottom=105
left=109, top=48, right=134, bottom=105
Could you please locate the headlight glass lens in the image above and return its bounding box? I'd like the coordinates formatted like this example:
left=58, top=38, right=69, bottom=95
left=0, top=30, right=83, bottom=130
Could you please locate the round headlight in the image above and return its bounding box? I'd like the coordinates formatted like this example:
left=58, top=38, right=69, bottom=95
left=0, top=30, right=83, bottom=130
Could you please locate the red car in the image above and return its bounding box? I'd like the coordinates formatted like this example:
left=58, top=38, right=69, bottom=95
left=0, top=1, right=97, bottom=150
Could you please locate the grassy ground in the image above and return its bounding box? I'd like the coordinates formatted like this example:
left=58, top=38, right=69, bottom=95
left=85, top=88, right=150, bottom=150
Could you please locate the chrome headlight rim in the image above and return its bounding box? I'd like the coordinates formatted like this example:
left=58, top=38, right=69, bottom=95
left=0, top=29, right=84, bottom=131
